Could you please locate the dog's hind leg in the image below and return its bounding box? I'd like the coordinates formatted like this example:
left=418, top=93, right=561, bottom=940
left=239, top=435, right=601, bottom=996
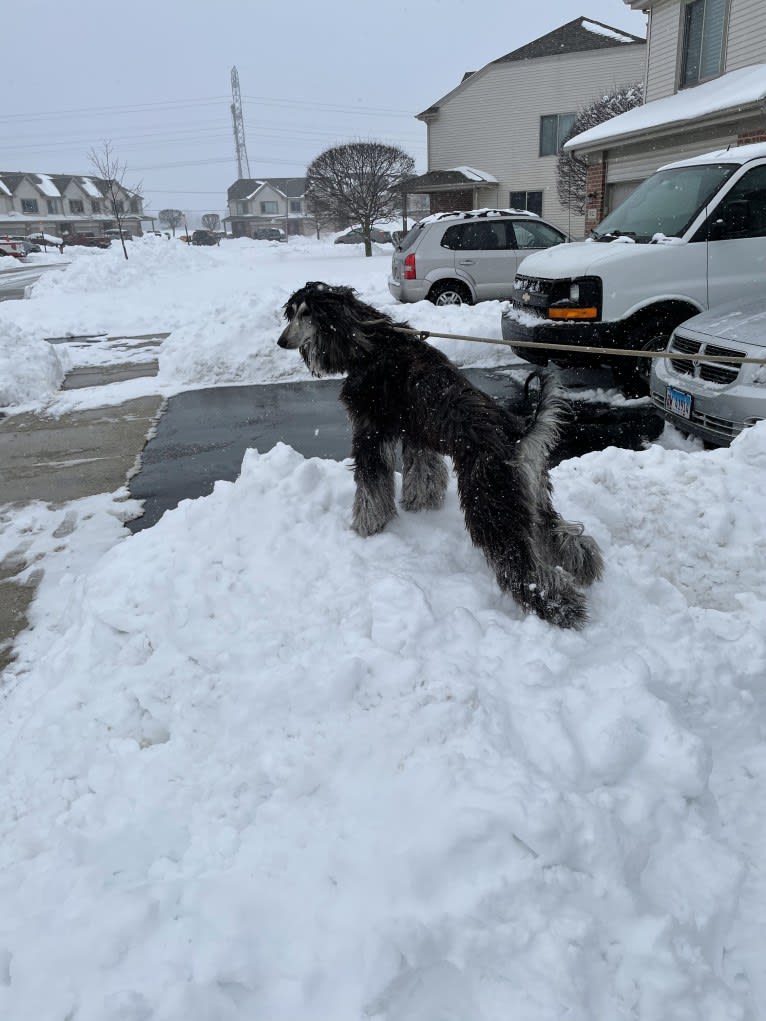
left=350, top=429, right=398, bottom=537
left=457, top=457, right=589, bottom=629
left=400, top=441, right=449, bottom=512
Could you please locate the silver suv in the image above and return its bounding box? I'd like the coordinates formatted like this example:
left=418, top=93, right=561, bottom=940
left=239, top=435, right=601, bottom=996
left=388, top=209, right=567, bottom=306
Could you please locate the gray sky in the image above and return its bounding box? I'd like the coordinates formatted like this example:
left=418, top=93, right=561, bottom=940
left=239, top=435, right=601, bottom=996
left=3, top=0, right=647, bottom=223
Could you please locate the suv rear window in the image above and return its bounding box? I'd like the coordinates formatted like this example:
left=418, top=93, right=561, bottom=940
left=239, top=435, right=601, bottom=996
left=397, top=224, right=423, bottom=251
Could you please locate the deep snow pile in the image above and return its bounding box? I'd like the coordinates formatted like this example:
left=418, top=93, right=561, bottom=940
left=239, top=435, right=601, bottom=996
left=0, top=321, right=69, bottom=406
left=2, top=425, right=765, bottom=1019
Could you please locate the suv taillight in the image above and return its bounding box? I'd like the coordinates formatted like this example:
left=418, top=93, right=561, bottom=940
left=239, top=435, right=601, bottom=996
left=403, top=253, right=416, bottom=279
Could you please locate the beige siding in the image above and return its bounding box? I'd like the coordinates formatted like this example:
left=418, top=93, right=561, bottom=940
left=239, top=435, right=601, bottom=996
left=726, top=0, right=766, bottom=71
left=427, top=44, right=646, bottom=236
left=604, top=128, right=738, bottom=183
left=645, top=0, right=681, bottom=101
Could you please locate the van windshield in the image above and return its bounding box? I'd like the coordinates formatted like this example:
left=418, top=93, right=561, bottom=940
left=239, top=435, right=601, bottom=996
left=593, top=163, right=737, bottom=243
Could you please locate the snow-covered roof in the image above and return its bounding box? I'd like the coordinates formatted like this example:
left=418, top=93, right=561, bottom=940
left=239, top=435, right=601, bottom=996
left=79, top=177, right=103, bottom=199
left=565, top=63, right=766, bottom=152
left=33, top=174, right=62, bottom=198
left=580, top=18, right=639, bottom=42
left=448, top=166, right=498, bottom=183
left=0, top=178, right=10, bottom=196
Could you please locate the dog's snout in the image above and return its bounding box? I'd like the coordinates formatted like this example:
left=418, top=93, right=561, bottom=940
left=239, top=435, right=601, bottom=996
left=277, top=325, right=297, bottom=349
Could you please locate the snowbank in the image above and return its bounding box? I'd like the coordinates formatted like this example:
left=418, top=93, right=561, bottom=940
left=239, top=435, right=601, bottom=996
left=2, top=424, right=765, bottom=1019
left=0, top=234, right=518, bottom=410
left=0, top=322, right=69, bottom=408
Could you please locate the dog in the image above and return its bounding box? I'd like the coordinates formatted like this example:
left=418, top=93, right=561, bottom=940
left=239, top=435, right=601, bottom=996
left=277, top=282, right=603, bottom=628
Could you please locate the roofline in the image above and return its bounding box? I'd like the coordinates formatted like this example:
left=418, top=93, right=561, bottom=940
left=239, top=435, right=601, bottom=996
left=416, top=32, right=646, bottom=120
left=567, top=99, right=764, bottom=155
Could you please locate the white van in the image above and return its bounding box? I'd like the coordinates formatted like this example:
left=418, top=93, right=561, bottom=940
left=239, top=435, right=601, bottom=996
left=501, top=141, right=766, bottom=392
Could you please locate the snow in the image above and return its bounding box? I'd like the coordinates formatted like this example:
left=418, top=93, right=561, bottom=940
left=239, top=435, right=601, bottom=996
left=33, top=172, right=62, bottom=198
left=1, top=235, right=766, bottom=1019
left=580, top=18, right=638, bottom=43
left=0, top=178, right=11, bottom=196
left=566, top=62, right=766, bottom=150
left=448, top=165, right=499, bottom=183
left=79, top=176, right=103, bottom=199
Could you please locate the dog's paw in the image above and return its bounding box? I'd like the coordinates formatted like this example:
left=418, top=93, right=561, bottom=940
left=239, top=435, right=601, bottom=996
left=552, top=525, right=605, bottom=587
left=525, top=567, right=590, bottom=630
left=352, top=494, right=397, bottom=537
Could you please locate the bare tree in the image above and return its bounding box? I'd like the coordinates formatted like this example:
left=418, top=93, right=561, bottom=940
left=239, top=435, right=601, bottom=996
left=557, top=83, right=644, bottom=216
left=306, top=141, right=415, bottom=256
left=201, top=213, right=221, bottom=232
left=88, top=140, right=142, bottom=260
left=159, top=209, right=185, bottom=237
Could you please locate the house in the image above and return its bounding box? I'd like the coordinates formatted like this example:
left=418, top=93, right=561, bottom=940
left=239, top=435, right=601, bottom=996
left=0, top=172, right=151, bottom=238
left=404, top=17, right=646, bottom=237
left=566, top=0, right=766, bottom=227
left=224, top=178, right=309, bottom=237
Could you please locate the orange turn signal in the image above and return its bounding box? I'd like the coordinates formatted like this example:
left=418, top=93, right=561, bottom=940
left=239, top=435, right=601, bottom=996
left=547, top=307, right=598, bottom=320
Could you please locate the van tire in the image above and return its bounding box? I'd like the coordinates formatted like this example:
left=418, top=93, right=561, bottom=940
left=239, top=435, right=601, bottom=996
left=429, top=280, right=472, bottom=306
left=616, top=309, right=687, bottom=397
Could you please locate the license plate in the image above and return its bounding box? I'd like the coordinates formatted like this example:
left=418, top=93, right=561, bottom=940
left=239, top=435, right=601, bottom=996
left=665, top=385, right=692, bottom=420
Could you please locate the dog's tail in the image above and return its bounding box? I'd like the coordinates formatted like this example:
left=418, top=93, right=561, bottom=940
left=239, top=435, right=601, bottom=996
left=516, top=371, right=570, bottom=473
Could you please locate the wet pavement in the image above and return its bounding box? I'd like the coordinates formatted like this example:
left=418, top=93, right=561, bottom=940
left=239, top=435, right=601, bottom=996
left=128, top=370, right=663, bottom=533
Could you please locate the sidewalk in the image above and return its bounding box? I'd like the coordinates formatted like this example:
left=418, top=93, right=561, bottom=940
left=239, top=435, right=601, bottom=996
left=0, top=336, right=165, bottom=671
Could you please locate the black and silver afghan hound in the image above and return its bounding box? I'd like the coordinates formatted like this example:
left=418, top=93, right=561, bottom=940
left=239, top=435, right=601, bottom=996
left=277, top=282, right=603, bottom=628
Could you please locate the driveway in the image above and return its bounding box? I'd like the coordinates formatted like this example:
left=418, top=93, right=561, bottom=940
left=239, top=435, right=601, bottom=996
left=128, top=370, right=662, bottom=532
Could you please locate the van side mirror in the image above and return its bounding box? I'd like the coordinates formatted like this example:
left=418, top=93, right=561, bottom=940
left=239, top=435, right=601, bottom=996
left=709, top=198, right=749, bottom=239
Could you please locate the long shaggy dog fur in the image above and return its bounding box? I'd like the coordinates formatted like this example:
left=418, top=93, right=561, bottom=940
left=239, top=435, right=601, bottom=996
left=278, top=281, right=603, bottom=628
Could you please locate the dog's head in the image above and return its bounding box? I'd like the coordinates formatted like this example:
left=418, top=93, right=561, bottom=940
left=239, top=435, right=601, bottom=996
left=277, top=281, right=376, bottom=377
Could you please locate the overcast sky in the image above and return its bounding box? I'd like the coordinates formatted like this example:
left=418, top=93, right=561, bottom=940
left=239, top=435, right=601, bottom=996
left=3, top=0, right=647, bottom=223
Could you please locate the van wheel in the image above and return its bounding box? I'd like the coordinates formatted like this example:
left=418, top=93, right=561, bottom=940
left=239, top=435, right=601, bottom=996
left=429, top=280, right=472, bottom=306
left=615, top=318, right=668, bottom=397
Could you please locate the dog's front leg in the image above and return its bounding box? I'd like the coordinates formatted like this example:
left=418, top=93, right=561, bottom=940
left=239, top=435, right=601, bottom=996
left=350, top=427, right=397, bottom=537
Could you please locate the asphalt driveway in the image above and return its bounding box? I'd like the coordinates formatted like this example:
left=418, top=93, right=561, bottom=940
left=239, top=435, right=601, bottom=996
left=128, top=371, right=662, bottom=532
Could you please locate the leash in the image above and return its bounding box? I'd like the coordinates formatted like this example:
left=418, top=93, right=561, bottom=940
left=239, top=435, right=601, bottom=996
left=383, top=323, right=766, bottom=366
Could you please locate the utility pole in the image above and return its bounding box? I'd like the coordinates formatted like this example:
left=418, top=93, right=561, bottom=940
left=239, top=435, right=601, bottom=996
left=230, top=66, right=251, bottom=180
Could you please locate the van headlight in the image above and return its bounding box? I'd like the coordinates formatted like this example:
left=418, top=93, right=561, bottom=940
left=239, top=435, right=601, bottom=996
left=548, top=277, right=602, bottom=320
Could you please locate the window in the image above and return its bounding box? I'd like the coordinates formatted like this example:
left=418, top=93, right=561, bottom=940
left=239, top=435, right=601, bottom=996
left=440, top=221, right=511, bottom=251
left=289, top=199, right=302, bottom=213
left=238, top=201, right=249, bottom=215
left=260, top=200, right=278, bottom=214
left=115, top=200, right=124, bottom=213
left=130, top=198, right=139, bottom=213
left=698, top=165, right=766, bottom=240
left=70, top=199, right=84, bottom=213
left=21, top=198, right=39, bottom=214
left=91, top=200, right=101, bottom=214
left=510, top=190, right=543, bottom=216
left=47, top=199, right=60, bottom=214
left=510, top=220, right=566, bottom=249
left=681, top=0, right=727, bottom=87
left=539, top=113, right=576, bottom=156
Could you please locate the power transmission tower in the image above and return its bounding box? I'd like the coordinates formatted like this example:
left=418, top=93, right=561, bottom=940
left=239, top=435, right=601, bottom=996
left=230, top=66, right=251, bottom=179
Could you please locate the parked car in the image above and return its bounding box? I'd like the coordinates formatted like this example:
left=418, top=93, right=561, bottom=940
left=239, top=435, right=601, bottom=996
left=191, top=229, right=219, bottom=246
left=26, top=232, right=63, bottom=249
left=650, top=298, right=766, bottom=447
left=64, top=234, right=110, bottom=249
left=336, top=227, right=393, bottom=245
left=252, top=227, right=286, bottom=241
left=388, top=209, right=567, bottom=306
left=104, top=229, right=132, bottom=242
left=8, top=236, right=41, bottom=254
left=501, top=140, right=766, bottom=394
left=0, top=237, right=26, bottom=259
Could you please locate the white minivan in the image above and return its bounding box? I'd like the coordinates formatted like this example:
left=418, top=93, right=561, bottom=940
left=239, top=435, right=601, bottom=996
left=501, top=141, right=766, bottom=392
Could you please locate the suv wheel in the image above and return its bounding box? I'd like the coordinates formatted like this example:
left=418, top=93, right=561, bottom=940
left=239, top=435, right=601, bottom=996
left=429, top=280, right=472, bottom=306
